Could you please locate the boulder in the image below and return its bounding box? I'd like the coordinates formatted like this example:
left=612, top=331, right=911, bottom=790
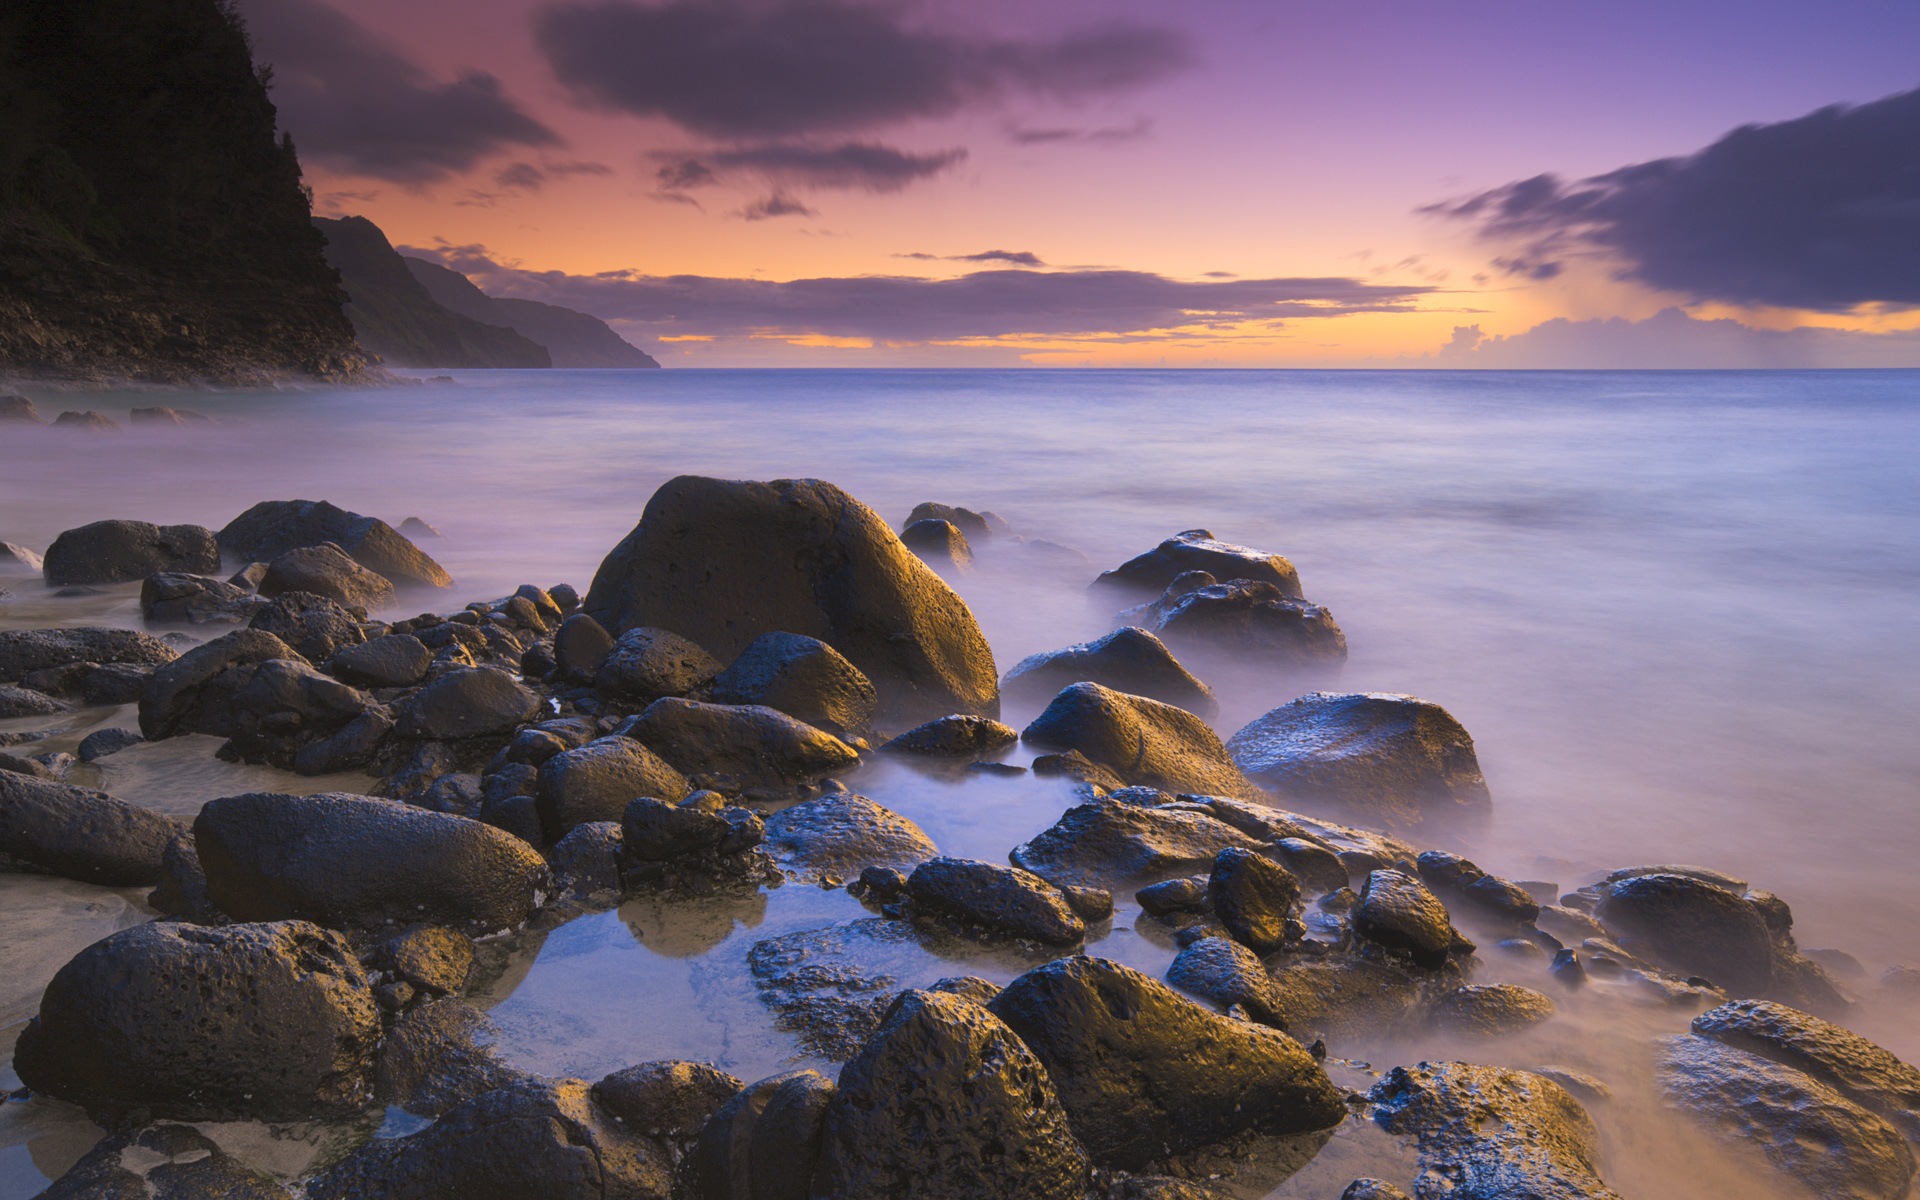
left=0, top=540, right=44, bottom=573
left=42, top=519, right=221, bottom=585
left=1094, top=530, right=1304, bottom=597
left=12, top=920, right=379, bottom=1121
left=1660, top=1034, right=1914, bottom=1200
left=138, top=628, right=305, bottom=739
left=1011, top=797, right=1260, bottom=888
left=374, top=999, right=529, bottom=1116
left=247, top=589, right=366, bottom=661
left=907, top=856, right=1085, bottom=945
left=690, top=1068, right=833, bottom=1200
left=129, top=405, right=214, bottom=425
left=399, top=516, right=443, bottom=540
left=881, top=713, right=1019, bottom=757
left=1691, top=999, right=1920, bottom=1141
left=76, top=726, right=142, bottom=761
left=618, top=698, right=859, bottom=796
left=0, top=626, right=179, bottom=683
left=1021, top=682, right=1261, bottom=801
left=1368, top=1062, right=1622, bottom=1200
left=0, top=393, right=46, bottom=423
left=1165, top=935, right=1289, bottom=1025
left=140, top=570, right=261, bottom=624
left=213, top=657, right=374, bottom=768
left=707, top=631, right=878, bottom=743
left=1427, top=984, right=1557, bottom=1036
left=905, top=502, right=998, bottom=542
left=1121, top=578, right=1347, bottom=667
left=0, top=771, right=178, bottom=884
left=1268, top=955, right=1426, bottom=1045
left=1353, top=869, right=1462, bottom=968
left=1002, top=627, right=1218, bottom=718
left=900, top=517, right=973, bottom=571
left=36, top=1124, right=290, bottom=1199
left=218, top=499, right=453, bottom=589
left=53, top=409, right=122, bottom=431
left=549, top=820, right=624, bottom=895
left=195, top=791, right=549, bottom=932
left=815, top=989, right=1091, bottom=1200
left=259, top=543, right=396, bottom=609
left=330, top=633, right=433, bottom=688
left=373, top=924, right=475, bottom=995
left=0, top=682, right=66, bottom=716
left=595, top=1059, right=743, bottom=1140
left=395, top=667, right=541, bottom=740
left=1227, top=693, right=1490, bottom=829
left=762, top=792, right=937, bottom=881
left=1209, top=846, right=1300, bottom=954
left=553, top=612, right=615, bottom=682
left=620, top=794, right=765, bottom=877
left=581, top=475, right=999, bottom=724
left=748, top=919, right=946, bottom=1060
left=538, top=735, right=691, bottom=839
left=293, top=706, right=394, bottom=775
left=596, top=626, right=724, bottom=703
left=1594, top=872, right=1774, bottom=994
left=990, top=956, right=1345, bottom=1168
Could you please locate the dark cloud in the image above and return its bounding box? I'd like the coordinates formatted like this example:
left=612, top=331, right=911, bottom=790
left=400, top=245, right=1431, bottom=342
left=1006, top=118, right=1153, bottom=145
left=534, top=0, right=1191, bottom=138
left=1429, top=87, right=1920, bottom=311
left=656, top=158, right=719, bottom=190
left=739, top=192, right=818, bottom=221
left=1424, top=308, right=1920, bottom=369
left=896, top=250, right=1045, bottom=266
left=707, top=142, right=964, bottom=192
left=495, top=162, right=546, bottom=190
left=239, top=0, right=559, bottom=183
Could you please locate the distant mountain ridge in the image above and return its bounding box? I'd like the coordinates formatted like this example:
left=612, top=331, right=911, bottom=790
left=405, top=257, right=660, bottom=368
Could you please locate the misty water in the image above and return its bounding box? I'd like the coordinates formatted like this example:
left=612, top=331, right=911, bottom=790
left=3, top=367, right=1918, bottom=1197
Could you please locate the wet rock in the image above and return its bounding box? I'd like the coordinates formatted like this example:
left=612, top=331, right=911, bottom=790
left=195, top=791, right=549, bottom=932
left=900, top=517, right=974, bottom=571
left=597, top=626, right=724, bottom=703
left=329, top=632, right=432, bottom=687
left=1416, top=851, right=1541, bottom=926
left=259, top=542, right=396, bottom=609
left=37, top=1123, right=290, bottom=1199
left=1209, top=846, right=1301, bottom=954
left=373, top=924, right=475, bottom=995
left=1602, top=863, right=1748, bottom=891
left=1166, top=935, right=1289, bottom=1025
left=396, top=666, right=541, bottom=740
left=374, top=998, right=529, bottom=1115
left=618, top=698, right=859, bottom=796
left=1268, top=955, right=1427, bottom=1045
left=1022, top=682, right=1261, bottom=800
left=1368, top=1061, right=1621, bottom=1200
left=1003, top=627, right=1219, bottom=718
left=747, top=919, right=942, bottom=1060
left=1063, top=883, right=1114, bottom=921
left=307, top=1076, right=675, bottom=1200
left=1660, top=1034, right=1914, bottom=1200
left=1353, top=869, right=1463, bottom=968
left=13, top=919, right=379, bottom=1121
left=1691, top=999, right=1920, bottom=1141
left=1594, top=872, right=1774, bottom=994
left=214, top=657, right=373, bottom=769
left=219, top=499, right=453, bottom=590
left=43, top=519, right=219, bottom=585
left=620, top=794, right=767, bottom=884
left=991, top=956, right=1345, bottom=1168
left=550, top=820, right=624, bottom=895
left=1011, top=796, right=1260, bottom=888
left=538, top=734, right=691, bottom=839
left=1031, top=747, right=1130, bottom=792
left=140, top=570, right=262, bottom=624
left=1094, top=530, right=1304, bottom=598
left=691, top=1068, right=835, bottom=1200
left=702, top=631, right=879, bottom=744
left=881, top=713, right=1018, bottom=756
left=0, top=682, right=66, bottom=716
left=0, top=626, right=179, bottom=683
left=596, top=1059, right=743, bottom=1139
left=1227, top=693, right=1491, bottom=829
left=51, top=409, right=120, bottom=431
left=76, top=726, right=142, bottom=761
left=0, top=772, right=178, bottom=884
left=582, top=475, right=1000, bottom=724
left=905, top=502, right=998, bottom=542
left=907, top=856, right=1086, bottom=945
left=137, top=628, right=305, bottom=739
left=1137, top=875, right=1210, bottom=916
left=1121, top=578, right=1347, bottom=667
left=816, top=989, right=1091, bottom=1200
left=553, top=611, right=615, bottom=682
left=1428, top=984, right=1557, bottom=1036
left=1537, top=903, right=1606, bottom=943
left=1266, top=836, right=1351, bottom=895
left=248, top=589, right=368, bottom=661
left=762, top=791, right=937, bottom=882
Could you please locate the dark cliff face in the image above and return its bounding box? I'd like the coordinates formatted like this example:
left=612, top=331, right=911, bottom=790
left=404, top=257, right=662, bottom=369
left=0, top=0, right=368, bottom=383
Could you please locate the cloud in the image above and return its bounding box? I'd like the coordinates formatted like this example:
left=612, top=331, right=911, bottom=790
left=534, top=0, right=1191, bottom=138
left=1423, top=308, right=1920, bottom=369
left=495, top=159, right=614, bottom=191
left=739, top=192, right=818, bottom=221
left=399, top=245, right=1432, bottom=342
left=1006, top=118, right=1153, bottom=145
left=239, top=0, right=559, bottom=183
left=706, top=142, right=964, bottom=192
left=897, top=249, right=1045, bottom=266
left=1429, top=86, right=1920, bottom=312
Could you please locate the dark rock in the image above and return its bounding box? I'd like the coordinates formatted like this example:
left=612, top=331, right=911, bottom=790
left=708, top=632, right=880, bottom=744
left=907, top=855, right=1086, bottom=945
left=1003, top=627, right=1218, bottom=718
left=595, top=1060, right=743, bottom=1138
left=905, top=502, right=996, bottom=542
left=396, top=666, right=541, bottom=740
left=1268, top=955, right=1427, bottom=1044
left=1427, top=984, right=1557, bottom=1036
left=747, top=919, right=944, bottom=1060
left=140, top=570, right=261, bottom=624
left=0, top=771, right=177, bottom=883
left=1121, top=578, right=1347, bottom=667
left=219, top=499, right=453, bottom=590
left=306, top=1076, right=675, bottom=1200
left=597, top=625, right=724, bottom=703
left=371, top=998, right=528, bottom=1115
left=248, top=589, right=367, bottom=661
left=692, top=1069, right=835, bottom=1200
left=1691, top=999, right=1920, bottom=1141
left=43, top=520, right=219, bottom=585
left=0, top=394, right=46, bottom=424
left=1537, top=903, right=1606, bottom=943
left=1030, top=748, right=1130, bottom=792
left=853, top=864, right=909, bottom=903
left=1549, top=949, right=1587, bottom=989
left=1368, top=1062, right=1622, bottom=1200
left=538, top=734, right=692, bottom=838
left=373, top=924, right=475, bottom=995
left=215, top=657, right=373, bottom=769
left=1011, top=797, right=1260, bottom=888
left=75, top=660, right=151, bottom=705
left=582, top=475, right=1000, bottom=725
left=195, top=791, right=549, bottom=932
left=129, top=405, right=214, bottom=425
left=0, top=626, right=179, bottom=683
left=330, top=632, right=432, bottom=687
left=762, top=791, right=937, bottom=882
left=900, top=517, right=973, bottom=571
left=1227, top=693, right=1491, bottom=829
left=619, top=698, right=859, bottom=796
left=882, top=713, right=1018, bottom=757
left=1267, top=837, right=1351, bottom=895
left=550, top=820, right=625, bottom=896
left=1209, top=846, right=1300, bottom=954
left=1660, top=1034, right=1914, bottom=1200
left=399, top=516, right=442, bottom=540
left=1022, top=682, right=1261, bottom=800
left=1093, top=530, right=1304, bottom=598
left=1340, top=1182, right=1412, bottom=1200
left=990, top=956, right=1345, bottom=1168
left=1137, top=876, right=1210, bottom=916
left=259, top=542, right=396, bottom=608
left=1166, top=936, right=1289, bottom=1025
left=36, top=1123, right=289, bottom=1199
left=1602, top=863, right=1748, bottom=891
left=53, top=409, right=122, bottom=431
left=1062, top=883, right=1114, bottom=921
left=230, top=561, right=269, bottom=589
left=621, top=793, right=764, bottom=866
left=554, top=611, right=615, bottom=682
left=1594, top=872, right=1774, bottom=994
left=0, top=682, right=67, bottom=716
left=1353, top=869, right=1462, bottom=968
left=137, top=628, right=304, bottom=739
left=13, top=920, right=379, bottom=1121
left=816, top=989, right=1091, bottom=1200
left=148, top=831, right=216, bottom=919
left=76, top=726, right=142, bottom=761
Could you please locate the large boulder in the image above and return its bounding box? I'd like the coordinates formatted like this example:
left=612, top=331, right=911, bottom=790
left=140, top=570, right=262, bottom=625
left=815, top=989, right=1091, bottom=1200
left=1226, top=693, right=1491, bottom=829
left=37, top=1123, right=291, bottom=1199
left=1002, top=627, right=1218, bottom=718
left=330, top=633, right=433, bottom=688
left=618, top=698, right=859, bottom=796
left=1093, top=530, right=1303, bottom=597
left=42, top=519, right=221, bottom=585
left=880, top=714, right=1019, bottom=757
left=215, top=657, right=374, bottom=768
left=907, top=856, right=1086, bottom=945
left=582, top=476, right=999, bottom=724
left=596, top=626, right=724, bottom=703
left=761, top=791, right=937, bottom=881
left=989, top=956, right=1345, bottom=1168
left=218, top=499, right=452, bottom=590
left=687, top=1068, right=831, bottom=1200
left=537, top=735, right=692, bottom=840
left=1010, top=797, right=1259, bottom=888
left=0, top=772, right=178, bottom=884
left=195, top=791, right=549, bottom=932
left=395, top=667, right=542, bottom=740
left=1021, top=683, right=1260, bottom=801
left=1594, top=872, right=1775, bottom=994
left=137, top=629, right=307, bottom=739
left=259, top=543, right=396, bottom=609
left=1121, top=578, right=1347, bottom=667
left=12, top=920, right=380, bottom=1121
left=0, top=626, right=179, bottom=683
left=1691, top=1000, right=1920, bottom=1141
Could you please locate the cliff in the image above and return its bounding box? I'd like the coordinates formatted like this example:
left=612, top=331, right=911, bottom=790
left=404, top=257, right=661, bottom=368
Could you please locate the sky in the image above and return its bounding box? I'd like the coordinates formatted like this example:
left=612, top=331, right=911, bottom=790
left=239, top=0, right=1920, bottom=366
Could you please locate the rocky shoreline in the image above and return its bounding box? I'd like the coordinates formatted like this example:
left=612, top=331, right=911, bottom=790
left=2, top=474, right=1916, bottom=1199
